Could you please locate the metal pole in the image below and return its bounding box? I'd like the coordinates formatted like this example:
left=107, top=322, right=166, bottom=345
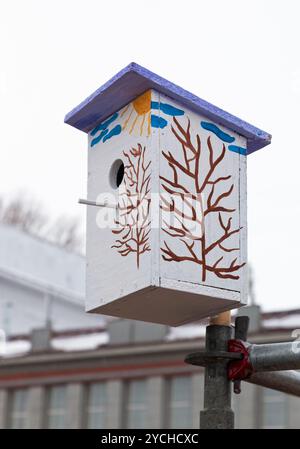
left=186, top=315, right=300, bottom=427
left=249, top=342, right=300, bottom=372
left=246, top=370, right=300, bottom=397
left=200, top=325, right=234, bottom=429
left=78, top=198, right=117, bottom=208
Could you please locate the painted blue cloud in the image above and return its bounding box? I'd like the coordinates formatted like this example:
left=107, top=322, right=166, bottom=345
left=200, top=121, right=235, bottom=143
left=228, top=145, right=247, bottom=156
left=151, top=115, right=168, bottom=129
left=151, top=101, right=184, bottom=116
left=91, top=129, right=109, bottom=147
left=90, top=112, right=118, bottom=136
left=103, top=124, right=122, bottom=142
left=90, top=112, right=121, bottom=147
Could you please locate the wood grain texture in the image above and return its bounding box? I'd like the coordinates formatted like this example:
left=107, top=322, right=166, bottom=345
left=210, top=311, right=231, bottom=326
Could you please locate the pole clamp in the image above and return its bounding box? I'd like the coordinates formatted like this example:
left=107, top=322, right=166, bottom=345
left=228, top=339, right=253, bottom=381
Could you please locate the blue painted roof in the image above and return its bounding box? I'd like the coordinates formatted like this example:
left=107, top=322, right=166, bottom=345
left=64, top=62, right=271, bottom=154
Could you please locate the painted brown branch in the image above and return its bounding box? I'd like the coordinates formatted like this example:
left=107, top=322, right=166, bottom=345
left=161, top=151, right=194, bottom=178
left=160, top=117, right=245, bottom=282
left=199, top=138, right=226, bottom=193
left=111, top=144, right=151, bottom=268
left=161, top=241, right=199, bottom=264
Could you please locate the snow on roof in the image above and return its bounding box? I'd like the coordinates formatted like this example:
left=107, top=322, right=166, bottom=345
left=0, top=332, right=109, bottom=358
left=167, top=323, right=206, bottom=341
left=2, top=308, right=300, bottom=359
left=264, top=314, right=300, bottom=330
left=0, top=224, right=85, bottom=304
left=1, top=339, right=31, bottom=358
left=51, top=332, right=108, bottom=351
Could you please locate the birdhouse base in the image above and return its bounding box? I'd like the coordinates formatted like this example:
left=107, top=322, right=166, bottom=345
left=87, top=281, right=242, bottom=327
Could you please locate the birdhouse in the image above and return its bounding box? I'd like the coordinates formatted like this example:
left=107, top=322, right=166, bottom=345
left=65, top=63, right=271, bottom=326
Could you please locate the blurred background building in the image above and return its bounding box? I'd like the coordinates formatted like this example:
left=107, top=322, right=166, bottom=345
left=0, top=223, right=103, bottom=336
left=0, top=223, right=299, bottom=429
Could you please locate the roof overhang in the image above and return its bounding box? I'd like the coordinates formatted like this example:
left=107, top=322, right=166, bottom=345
left=64, top=62, right=271, bottom=154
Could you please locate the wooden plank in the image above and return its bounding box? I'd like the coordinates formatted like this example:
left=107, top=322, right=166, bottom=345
left=90, top=284, right=240, bottom=327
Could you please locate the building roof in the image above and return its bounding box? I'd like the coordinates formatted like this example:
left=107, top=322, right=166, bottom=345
left=0, top=224, right=85, bottom=305
left=3, top=307, right=300, bottom=359
left=64, top=62, right=271, bottom=154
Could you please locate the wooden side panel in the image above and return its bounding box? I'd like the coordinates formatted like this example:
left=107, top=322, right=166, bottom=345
left=239, top=151, right=248, bottom=304
left=149, top=90, right=161, bottom=287
left=158, top=93, right=247, bottom=299
left=86, top=91, right=153, bottom=311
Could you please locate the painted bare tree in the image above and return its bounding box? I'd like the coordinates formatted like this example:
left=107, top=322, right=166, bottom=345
left=160, top=117, right=245, bottom=281
left=112, top=144, right=151, bottom=268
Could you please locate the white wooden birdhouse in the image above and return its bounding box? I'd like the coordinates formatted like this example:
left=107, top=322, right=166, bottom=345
left=65, top=63, right=271, bottom=326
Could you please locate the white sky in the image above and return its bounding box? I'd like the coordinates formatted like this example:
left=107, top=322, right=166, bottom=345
left=1, top=0, right=300, bottom=312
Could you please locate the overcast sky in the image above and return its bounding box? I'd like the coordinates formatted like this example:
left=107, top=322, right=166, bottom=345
left=1, top=1, right=300, bottom=312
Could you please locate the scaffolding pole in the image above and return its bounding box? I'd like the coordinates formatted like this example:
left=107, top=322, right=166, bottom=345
left=185, top=315, right=300, bottom=429
left=246, top=371, right=300, bottom=397
left=200, top=324, right=234, bottom=429
left=248, top=343, right=300, bottom=372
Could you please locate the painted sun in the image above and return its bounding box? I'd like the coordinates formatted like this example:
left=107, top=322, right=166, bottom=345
left=120, top=90, right=151, bottom=136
